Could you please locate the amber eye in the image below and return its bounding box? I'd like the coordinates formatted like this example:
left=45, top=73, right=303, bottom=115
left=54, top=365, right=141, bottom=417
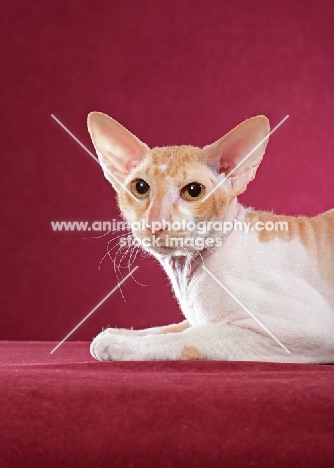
left=131, top=178, right=150, bottom=198
left=181, top=182, right=205, bottom=201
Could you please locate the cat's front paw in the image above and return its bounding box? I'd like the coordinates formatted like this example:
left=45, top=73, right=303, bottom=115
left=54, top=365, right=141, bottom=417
left=90, top=329, right=136, bottom=361
left=90, top=330, right=114, bottom=361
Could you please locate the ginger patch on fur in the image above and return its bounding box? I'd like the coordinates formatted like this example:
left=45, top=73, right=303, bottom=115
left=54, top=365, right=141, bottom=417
left=159, top=320, right=190, bottom=334
left=179, top=345, right=206, bottom=360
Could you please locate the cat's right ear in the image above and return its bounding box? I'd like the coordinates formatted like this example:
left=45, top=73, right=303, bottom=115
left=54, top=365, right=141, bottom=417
left=87, top=112, right=149, bottom=191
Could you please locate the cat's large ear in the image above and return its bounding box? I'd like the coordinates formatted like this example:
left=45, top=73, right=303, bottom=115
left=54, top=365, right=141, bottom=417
left=203, top=116, right=270, bottom=194
left=87, top=112, right=149, bottom=191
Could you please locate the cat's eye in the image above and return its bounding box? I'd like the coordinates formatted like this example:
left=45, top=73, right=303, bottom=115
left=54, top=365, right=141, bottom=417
left=131, top=178, right=150, bottom=198
left=181, top=182, right=205, bottom=201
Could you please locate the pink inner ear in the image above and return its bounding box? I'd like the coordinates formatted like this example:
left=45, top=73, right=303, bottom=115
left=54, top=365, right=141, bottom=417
left=203, top=115, right=270, bottom=194
left=88, top=112, right=150, bottom=182
left=125, top=158, right=139, bottom=172
left=218, top=147, right=240, bottom=175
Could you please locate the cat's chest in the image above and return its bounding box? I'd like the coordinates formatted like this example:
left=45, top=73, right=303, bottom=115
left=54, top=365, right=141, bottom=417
left=182, top=247, right=256, bottom=325
left=160, top=232, right=306, bottom=326
left=161, top=251, right=242, bottom=326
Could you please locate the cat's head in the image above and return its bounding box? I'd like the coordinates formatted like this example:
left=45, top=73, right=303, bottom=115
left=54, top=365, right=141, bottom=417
left=88, top=112, right=269, bottom=256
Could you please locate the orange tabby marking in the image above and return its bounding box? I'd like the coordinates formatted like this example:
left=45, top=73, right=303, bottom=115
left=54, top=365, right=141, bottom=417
left=179, top=345, right=207, bottom=360
left=246, top=209, right=334, bottom=286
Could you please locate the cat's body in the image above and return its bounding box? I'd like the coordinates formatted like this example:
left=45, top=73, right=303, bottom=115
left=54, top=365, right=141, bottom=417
left=87, top=112, right=334, bottom=363
left=160, top=207, right=334, bottom=362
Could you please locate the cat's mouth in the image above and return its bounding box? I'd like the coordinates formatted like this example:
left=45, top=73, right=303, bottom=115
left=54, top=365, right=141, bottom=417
left=133, top=232, right=207, bottom=256
left=148, top=236, right=185, bottom=255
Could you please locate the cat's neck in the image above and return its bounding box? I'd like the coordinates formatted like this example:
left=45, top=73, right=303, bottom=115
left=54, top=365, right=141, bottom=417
left=224, top=197, right=245, bottom=225
left=157, top=198, right=246, bottom=272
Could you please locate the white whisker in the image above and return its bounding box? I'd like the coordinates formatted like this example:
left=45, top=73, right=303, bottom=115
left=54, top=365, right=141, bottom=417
left=83, top=230, right=113, bottom=240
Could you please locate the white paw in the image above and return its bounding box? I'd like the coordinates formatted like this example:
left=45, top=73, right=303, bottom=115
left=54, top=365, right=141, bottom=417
left=90, top=330, right=136, bottom=361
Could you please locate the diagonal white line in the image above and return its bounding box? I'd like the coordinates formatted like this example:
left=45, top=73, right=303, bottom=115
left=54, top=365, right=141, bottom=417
left=51, top=114, right=140, bottom=202
left=50, top=266, right=139, bottom=354
left=201, top=115, right=289, bottom=202
left=202, top=265, right=290, bottom=353
left=51, top=114, right=100, bottom=165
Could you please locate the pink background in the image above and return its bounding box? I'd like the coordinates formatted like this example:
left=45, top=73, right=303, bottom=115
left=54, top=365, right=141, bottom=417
left=1, top=0, right=333, bottom=340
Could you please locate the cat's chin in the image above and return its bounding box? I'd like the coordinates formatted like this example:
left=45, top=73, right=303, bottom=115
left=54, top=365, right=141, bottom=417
left=146, top=245, right=188, bottom=257
left=146, top=244, right=203, bottom=257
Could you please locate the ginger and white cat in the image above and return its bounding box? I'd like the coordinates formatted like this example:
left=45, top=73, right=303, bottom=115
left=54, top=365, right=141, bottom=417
left=87, top=112, right=334, bottom=363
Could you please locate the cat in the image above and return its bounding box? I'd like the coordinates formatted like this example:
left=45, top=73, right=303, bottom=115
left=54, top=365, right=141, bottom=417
left=87, top=111, right=334, bottom=363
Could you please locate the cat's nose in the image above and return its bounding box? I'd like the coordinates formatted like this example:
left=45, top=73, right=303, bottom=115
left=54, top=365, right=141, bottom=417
left=145, top=223, right=164, bottom=235
left=146, top=200, right=170, bottom=234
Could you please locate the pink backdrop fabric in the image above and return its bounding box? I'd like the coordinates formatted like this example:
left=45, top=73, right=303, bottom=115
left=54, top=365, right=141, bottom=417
left=1, top=0, right=333, bottom=340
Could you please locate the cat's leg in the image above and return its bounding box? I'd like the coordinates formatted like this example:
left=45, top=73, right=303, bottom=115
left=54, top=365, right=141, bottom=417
left=140, top=320, right=190, bottom=335
left=90, top=322, right=306, bottom=363
left=91, top=319, right=190, bottom=340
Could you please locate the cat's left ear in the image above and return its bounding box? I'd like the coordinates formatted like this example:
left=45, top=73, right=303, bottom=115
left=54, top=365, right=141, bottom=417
left=87, top=112, right=149, bottom=191
left=203, top=116, right=270, bottom=194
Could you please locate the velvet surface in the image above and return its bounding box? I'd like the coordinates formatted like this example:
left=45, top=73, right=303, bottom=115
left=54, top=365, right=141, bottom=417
left=0, top=342, right=333, bottom=467
left=1, top=1, right=334, bottom=341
